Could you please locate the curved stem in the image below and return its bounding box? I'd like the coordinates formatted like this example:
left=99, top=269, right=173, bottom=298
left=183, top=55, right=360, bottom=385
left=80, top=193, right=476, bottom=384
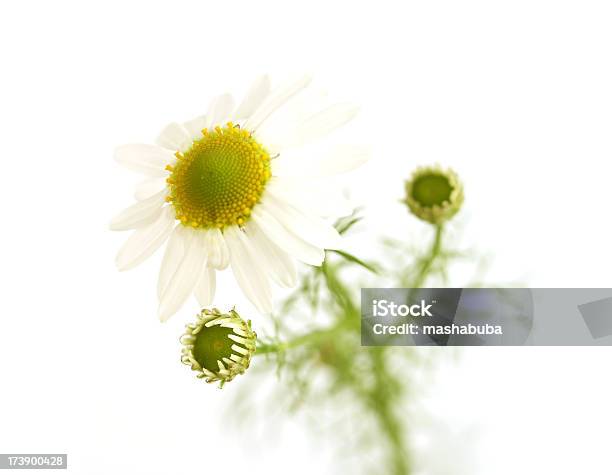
left=410, top=224, right=444, bottom=288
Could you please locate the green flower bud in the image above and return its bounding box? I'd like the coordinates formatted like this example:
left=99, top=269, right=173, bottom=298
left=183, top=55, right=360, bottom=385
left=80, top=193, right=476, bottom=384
left=404, top=165, right=464, bottom=224
left=180, top=308, right=256, bottom=387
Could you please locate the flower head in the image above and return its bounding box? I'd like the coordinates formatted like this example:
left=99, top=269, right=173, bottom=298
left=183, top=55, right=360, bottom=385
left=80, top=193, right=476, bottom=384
left=110, top=76, right=369, bottom=320
left=180, top=308, right=256, bottom=386
left=404, top=165, right=464, bottom=224
left=167, top=123, right=271, bottom=229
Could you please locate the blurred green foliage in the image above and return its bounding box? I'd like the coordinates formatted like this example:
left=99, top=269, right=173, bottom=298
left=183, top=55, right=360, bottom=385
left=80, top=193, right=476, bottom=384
left=229, top=214, right=475, bottom=474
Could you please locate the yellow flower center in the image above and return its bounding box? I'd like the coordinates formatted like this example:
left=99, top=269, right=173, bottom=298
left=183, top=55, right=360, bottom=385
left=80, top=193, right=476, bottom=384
left=166, top=123, right=271, bottom=229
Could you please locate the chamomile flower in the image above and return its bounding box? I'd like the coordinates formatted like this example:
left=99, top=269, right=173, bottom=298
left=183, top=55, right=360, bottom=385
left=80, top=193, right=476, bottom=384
left=180, top=308, right=256, bottom=386
left=111, top=75, right=369, bottom=321
left=404, top=165, right=464, bottom=224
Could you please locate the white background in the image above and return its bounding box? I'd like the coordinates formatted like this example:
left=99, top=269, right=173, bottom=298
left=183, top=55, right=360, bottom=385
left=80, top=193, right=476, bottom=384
left=1, top=0, right=611, bottom=474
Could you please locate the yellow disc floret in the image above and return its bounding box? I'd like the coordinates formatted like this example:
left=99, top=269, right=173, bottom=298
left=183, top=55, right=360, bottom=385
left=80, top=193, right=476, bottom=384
left=167, top=123, right=271, bottom=229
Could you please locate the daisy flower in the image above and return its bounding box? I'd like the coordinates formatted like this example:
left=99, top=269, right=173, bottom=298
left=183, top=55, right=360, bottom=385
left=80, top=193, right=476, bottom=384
left=111, top=75, right=368, bottom=321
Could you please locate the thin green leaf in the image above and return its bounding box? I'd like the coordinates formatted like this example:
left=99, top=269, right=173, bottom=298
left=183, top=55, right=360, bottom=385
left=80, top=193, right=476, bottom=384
left=336, top=217, right=362, bottom=235
left=329, top=249, right=379, bottom=274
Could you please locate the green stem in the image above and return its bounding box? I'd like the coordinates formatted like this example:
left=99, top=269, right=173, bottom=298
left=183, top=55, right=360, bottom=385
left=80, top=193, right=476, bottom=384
left=365, top=348, right=411, bottom=474
left=254, top=253, right=414, bottom=474
left=255, top=325, right=345, bottom=356
left=255, top=334, right=317, bottom=355
left=410, top=224, right=444, bottom=288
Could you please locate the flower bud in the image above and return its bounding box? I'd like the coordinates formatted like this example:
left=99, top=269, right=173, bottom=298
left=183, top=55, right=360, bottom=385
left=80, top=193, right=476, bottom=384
left=404, top=165, right=464, bottom=224
left=180, top=308, right=256, bottom=386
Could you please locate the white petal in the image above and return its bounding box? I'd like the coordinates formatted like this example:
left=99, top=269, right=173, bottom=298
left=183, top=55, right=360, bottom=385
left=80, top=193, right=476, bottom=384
left=245, top=74, right=312, bottom=132
left=157, top=225, right=188, bottom=299
left=253, top=87, right=331, bottom=150
left=260, top=193, right=341, bottom=250
left=114, top=144, right=174, bottom=177
left=233, top=75, right=271, bottom=121
left=183, top=115, right=207, bottom=140
left=116, top=206, right=175, bottom=271
left=244, top=221, right=297, bottom=288
left=318, top=144, right=371, bottom=175
left=158, top=228, right=208, bottom=322
left=110, top=190, right=166, bottom=231
left=251, top=206, right=325, bottom=266
left=274, top=103, right=360, bottom=149
left=194, top=267, right=216, bottom=307
left=267, top=178, right=353, bottom=218
left=156, top=122, right=192, bottom=152
left=205, top=94, right=235, bottom=128
left=134, top=177, right=167, bottom=201
left=272, top=144, right=371, bottom=178
left=225, top=226, right=273, bottom=313
left=205, top=228, right=229, bottom=270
